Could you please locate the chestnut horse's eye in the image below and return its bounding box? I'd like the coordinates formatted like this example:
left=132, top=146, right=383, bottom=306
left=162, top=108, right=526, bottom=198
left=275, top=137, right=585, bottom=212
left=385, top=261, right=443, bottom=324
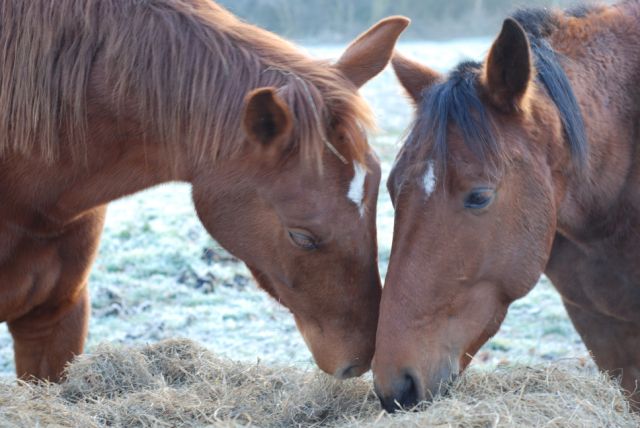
left=288, top=230, right=318, bottom=251
left=464, top=188, right=495, bottom=210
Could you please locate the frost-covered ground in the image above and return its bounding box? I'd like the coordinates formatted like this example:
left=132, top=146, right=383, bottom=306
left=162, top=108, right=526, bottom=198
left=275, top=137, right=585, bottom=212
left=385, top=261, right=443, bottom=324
left=0, top=39, right=589, bottom=378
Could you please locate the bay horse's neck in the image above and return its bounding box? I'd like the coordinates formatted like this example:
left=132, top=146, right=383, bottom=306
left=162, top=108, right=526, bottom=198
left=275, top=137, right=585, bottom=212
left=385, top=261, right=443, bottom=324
left=547, top=3, right=640, bottom=241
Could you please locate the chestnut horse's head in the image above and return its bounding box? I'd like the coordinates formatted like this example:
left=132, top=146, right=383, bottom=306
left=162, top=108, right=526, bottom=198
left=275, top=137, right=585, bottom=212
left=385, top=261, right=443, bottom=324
left=191, top=17, right=409, bottom=379
left=374, top=18, right=587, bottom=410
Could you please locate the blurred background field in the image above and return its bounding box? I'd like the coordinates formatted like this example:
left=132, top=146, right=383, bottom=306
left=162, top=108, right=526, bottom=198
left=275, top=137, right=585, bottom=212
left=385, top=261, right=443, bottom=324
left=217, top=0, right=600, bottom=41
left=0, top=0, right=602, bottom=378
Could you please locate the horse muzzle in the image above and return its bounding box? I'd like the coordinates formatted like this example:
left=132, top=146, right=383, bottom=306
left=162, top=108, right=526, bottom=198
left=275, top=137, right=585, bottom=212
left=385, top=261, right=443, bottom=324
left=374, top=362, right=459, bottom=413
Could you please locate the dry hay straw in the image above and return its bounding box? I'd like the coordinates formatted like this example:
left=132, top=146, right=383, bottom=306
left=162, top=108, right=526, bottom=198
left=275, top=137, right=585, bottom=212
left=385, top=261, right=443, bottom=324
left=0, top=339, right=637, bottom=427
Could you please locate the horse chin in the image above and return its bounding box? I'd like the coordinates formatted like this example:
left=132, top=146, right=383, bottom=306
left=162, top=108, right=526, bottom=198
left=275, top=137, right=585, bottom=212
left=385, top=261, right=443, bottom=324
left=292, top=315, right=332, bottom=375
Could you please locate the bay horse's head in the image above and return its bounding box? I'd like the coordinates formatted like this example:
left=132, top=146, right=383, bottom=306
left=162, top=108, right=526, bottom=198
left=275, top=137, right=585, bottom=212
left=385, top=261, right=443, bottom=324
left=374, top=18, right=586, bottom=409
left=191, top=17, right=409, bottom=379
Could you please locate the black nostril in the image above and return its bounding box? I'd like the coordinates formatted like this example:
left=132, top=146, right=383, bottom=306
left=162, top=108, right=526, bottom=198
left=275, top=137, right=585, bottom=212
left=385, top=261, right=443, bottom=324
left=377, top=392, right=399, bottom=414
left=398, top=372, right=419, bottom=409
left=376, top=371, right=420, bottom=413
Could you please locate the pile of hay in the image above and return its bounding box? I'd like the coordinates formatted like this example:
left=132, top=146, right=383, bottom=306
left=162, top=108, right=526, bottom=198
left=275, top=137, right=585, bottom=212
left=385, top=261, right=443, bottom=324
left=0, top=339, right=637, bottom=427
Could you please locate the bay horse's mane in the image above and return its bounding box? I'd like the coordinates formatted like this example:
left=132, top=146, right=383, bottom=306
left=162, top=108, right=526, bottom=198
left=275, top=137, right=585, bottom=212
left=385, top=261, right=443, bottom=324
left=0, top=0, right=373, bottom=165
left=402, top=3, right=606, bottom=175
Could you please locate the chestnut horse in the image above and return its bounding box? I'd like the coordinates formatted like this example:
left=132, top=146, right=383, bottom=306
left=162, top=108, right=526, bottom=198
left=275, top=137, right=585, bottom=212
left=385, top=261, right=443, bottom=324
left=374, top=1, right=640, bottom=412
left=0, top=0, right=409, bottom=381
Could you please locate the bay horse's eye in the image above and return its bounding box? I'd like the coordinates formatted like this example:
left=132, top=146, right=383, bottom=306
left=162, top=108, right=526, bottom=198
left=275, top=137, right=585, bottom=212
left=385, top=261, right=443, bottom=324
left=287, top=230, right=318, bottom=251
left=464, top=188, right=495, bottom=210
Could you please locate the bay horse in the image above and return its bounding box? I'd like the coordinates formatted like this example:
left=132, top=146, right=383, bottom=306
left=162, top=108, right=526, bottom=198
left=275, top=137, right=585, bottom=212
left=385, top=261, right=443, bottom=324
left=374, top=1, right=640, bottom=412
left=0, top=0, right=409, bottom=381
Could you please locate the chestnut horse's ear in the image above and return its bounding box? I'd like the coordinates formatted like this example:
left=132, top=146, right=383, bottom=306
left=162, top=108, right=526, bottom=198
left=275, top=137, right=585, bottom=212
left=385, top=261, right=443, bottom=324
left=242, top=87, right=293, bottom=155
left=336, top=16, right=410, bottom=88
left=392, top=53, right=441, bottom=104
left=483, top=18, right=532, bottom=111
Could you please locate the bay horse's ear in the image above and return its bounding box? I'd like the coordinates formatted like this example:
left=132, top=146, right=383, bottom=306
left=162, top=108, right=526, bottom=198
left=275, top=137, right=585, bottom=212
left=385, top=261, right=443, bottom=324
left=336, top=16, right=410, bottom=88
left=483, top=18, right=532, bottom=111
left=392, top=53, right=441, bottom=104
left=242, top=87, right=293, bottom=155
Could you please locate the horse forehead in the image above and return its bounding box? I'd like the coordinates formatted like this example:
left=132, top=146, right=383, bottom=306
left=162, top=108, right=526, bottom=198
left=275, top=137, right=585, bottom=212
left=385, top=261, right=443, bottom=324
left=347, top=162, right=367, bottom=217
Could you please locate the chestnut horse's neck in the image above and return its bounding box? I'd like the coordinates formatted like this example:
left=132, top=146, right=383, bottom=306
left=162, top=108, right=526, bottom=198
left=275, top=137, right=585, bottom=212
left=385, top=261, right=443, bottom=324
left=538, top=3, right=640, bottom=240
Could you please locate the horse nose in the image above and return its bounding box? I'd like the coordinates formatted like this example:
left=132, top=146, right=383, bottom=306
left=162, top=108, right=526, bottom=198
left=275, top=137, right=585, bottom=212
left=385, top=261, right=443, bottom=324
left=375, top=370, right=421, bottom=413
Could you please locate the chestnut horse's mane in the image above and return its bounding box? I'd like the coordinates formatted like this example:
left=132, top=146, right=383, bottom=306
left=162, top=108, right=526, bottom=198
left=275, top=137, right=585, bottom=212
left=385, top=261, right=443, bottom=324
left=0, top=0, right=373, bottom=165
left=402, top=4, right=606, bottom=175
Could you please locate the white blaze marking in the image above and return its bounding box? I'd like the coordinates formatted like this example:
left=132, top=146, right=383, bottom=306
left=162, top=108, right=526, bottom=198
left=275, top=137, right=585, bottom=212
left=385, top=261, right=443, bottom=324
left=423, top=160, right=436, bottom=198
left=348, top=162, right=367, bottom=217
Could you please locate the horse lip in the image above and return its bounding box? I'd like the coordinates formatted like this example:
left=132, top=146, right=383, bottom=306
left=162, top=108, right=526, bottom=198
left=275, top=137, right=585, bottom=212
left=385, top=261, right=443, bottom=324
left=424, top=363, right=459, bottom=401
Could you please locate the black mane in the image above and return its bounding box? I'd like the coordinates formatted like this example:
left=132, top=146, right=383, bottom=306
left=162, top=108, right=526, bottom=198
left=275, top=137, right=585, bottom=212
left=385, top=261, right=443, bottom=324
left=514, top=7, right=589, bottom=164
left=408, top=5, right=589, bottom=170
left=511, top=8, right=557, bottom=38
left=411, top=61, right=498, bottom=166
